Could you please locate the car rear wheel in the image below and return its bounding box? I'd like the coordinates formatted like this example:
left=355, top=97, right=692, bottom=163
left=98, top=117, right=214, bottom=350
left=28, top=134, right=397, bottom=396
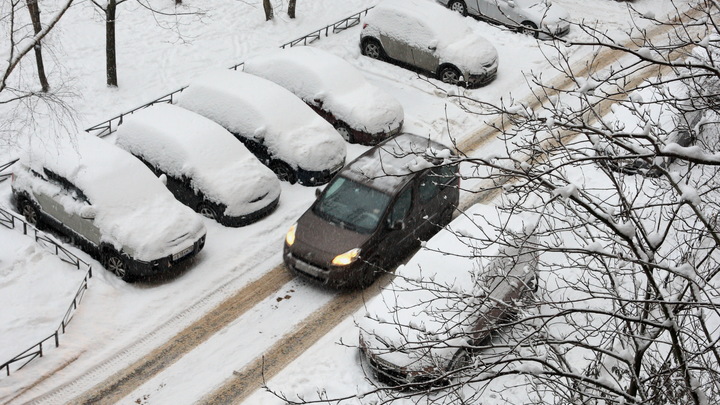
left=271, top=161, right=297, bottom=184
left=362, top=39, right=385, bottom=61
left=439, top=65, right=463, bottom=86
left=104, top=251, right=134, bottom=282
left=448, top=0, right=467, bottom=16
left=197, top=203, right=219, bottom=221
left=334, top=122, right=354, bottom=143
left=19, top=199, right=39, bottom=227
left=520, top=21, right=539, bottom=38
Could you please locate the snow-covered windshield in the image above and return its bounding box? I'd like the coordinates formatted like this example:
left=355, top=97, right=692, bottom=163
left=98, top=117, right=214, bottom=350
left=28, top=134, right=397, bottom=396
left=313, top=177, right=391, bottom=234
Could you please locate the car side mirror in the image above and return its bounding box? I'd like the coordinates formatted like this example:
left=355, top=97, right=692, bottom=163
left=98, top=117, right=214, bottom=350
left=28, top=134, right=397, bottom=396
left=428, top=45, right=437, bottom=51
left=315, top=188, right=324, bottom=199
left=507, top=0, right=516, bottom=8
left=389, top=219, right=405, bottom=231
left=80, top=206, right=96, bottom=220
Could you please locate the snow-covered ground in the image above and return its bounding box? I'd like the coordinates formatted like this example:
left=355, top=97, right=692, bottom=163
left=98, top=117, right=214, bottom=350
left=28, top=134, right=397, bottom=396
left=0, top=0, right=676, bottom=404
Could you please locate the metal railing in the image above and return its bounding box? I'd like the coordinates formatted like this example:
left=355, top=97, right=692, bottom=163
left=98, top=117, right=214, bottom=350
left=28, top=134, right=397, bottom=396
left=87, top=6, right=374, bottom=138
left=0, top=206, right=93, bottom=377
left=0, top=158, right=18, bottom=183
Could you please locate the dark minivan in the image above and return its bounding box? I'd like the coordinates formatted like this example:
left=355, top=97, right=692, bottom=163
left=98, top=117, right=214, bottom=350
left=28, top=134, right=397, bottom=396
left=283, top=133, right=460, bottom=288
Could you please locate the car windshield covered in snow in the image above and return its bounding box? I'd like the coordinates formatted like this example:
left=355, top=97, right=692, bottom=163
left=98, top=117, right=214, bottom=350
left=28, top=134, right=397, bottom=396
left=313, top=177, right=392, bottom=234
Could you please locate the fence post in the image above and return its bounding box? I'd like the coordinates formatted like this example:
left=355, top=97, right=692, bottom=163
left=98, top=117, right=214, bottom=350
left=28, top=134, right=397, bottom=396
left=54, top=331, right=59, bottom=348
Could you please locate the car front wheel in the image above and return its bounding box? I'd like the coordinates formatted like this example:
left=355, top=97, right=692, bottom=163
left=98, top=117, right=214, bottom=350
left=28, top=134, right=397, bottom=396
left=104, top=251, right=133, bottom=282
left=520, top=21, right=539, bottom=38
left=447, top=348, right=473, bottom=372
left=448, top=0, right=467, bottom=16
left=334, top=122, right=353, bottom=143
left=439, top=65, right=463, bottom=86
left=271, top=161, right=297, bottom=184
left=198, top=203, right=219, bottom=221
left=362, top=39, right=385, bottom=61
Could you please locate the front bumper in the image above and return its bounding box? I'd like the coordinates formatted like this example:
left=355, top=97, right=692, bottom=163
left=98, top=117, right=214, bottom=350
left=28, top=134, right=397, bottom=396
left=297, top=159, right=345, bottom=186
left=128, top=234, right=206, bottom=277
left=221, top=195, right=280, bottom=227
left=283, top=245, right=370, bottom=288
left=464, top=60, right=498, bottom=88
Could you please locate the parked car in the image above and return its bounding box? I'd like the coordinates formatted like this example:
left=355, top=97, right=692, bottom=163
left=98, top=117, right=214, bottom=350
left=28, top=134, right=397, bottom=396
left=283, top=133, right=460, bottom=288
left=115, top=104, right=281, bottom=226
left=358, top=203, right=539, bottom=386
left=175, top=70, right=346, bottom=186
left=11, top=132, right=207, bottom=282
left=438, top=0, right=570, bottom=39
left=243, top=46, right=404, bottom=145
left=360, top=0, right=499, bottom=88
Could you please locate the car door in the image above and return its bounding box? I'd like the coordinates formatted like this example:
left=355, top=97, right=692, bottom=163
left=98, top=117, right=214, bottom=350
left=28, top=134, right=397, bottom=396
left=375, top=184, right=415, bottom=261
left=378, top=12, right=417, bottom=65
left=478, top=0, right=515, bottom=25
left=414, top=166, right=458, bottom=241
left=408, top=21, right=440, bottom=73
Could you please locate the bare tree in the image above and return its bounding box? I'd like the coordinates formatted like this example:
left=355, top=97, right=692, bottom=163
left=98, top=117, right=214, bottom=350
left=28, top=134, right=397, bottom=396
left=25, top=0, right=49, bottom=92
left=263, top=0, right=273, bottom=21
left=288, top=0, right=296, bottom=19
left=266, top=1, right=720, bottom=404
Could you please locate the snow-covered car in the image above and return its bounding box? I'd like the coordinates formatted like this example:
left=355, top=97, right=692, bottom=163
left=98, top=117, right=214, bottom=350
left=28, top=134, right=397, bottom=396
left=175, top=70, right=346, bottom=186
left=243, top=46, right=404, bottom=145
left=439, top=0, right=570, bottom=39
left=360, top=0, right=499, bottom=88
left=283, top=133, right=460, bottom=289
left=358, top=203, right=539, bottom=386
left=10, top=132, right=207, bottom=282
left=115, top=104, right=281, bottom=226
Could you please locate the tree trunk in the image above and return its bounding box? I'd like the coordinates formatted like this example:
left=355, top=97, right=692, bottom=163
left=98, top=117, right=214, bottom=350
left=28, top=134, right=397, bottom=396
left=288, top=0, right=296, bottom=19
left=263, top=0, right=273, bottom=21
left=175, top=0, right=182, bottom=4
left=26, top=0, right=49, bottom=92
left=106, top=0, right=118, bottom=87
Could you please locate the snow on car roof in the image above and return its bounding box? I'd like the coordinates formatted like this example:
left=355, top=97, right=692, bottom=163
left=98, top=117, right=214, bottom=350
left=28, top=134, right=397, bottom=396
left=114, top=104, right=280, bottom=216
left=175, top=69, right=346, bottom=172
left=16, top=132, right=205, bottom=261
left=243, top=46, right=404, bottom=134
left=341, top=133, right=455, bottom=194
left=365, top=0, right=497, bottom=70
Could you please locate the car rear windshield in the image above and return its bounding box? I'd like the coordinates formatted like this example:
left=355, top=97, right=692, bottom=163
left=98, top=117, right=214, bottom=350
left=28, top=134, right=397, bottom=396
left=313, top=177, right=391, bottom=234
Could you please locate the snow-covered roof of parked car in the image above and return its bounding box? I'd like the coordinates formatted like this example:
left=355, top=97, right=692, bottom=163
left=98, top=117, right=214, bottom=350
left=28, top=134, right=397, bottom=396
left=175, top=69, right=346, bottom=172
left=342, top=133, right=455, bottom=193
left=114, top=104, right=281, bottom=217
left=14, top=132, right=205, bottom=261
left=364, top=0, right=497, bottom=70
left=358, top=203, right=538, bottom=368
left=243, top=46, right=404, bottom=135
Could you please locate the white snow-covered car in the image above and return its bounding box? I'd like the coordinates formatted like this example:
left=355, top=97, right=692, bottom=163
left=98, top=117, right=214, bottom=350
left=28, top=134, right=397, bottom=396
left=358, top=203, right=539, bottom=386
left=439, top=0, right=570, bottom=39
left=243, top=46, right=404, bottom=145
left=175, top=70, right=346, bottom=186
left=11, top=132, right=207, bottom=282
left=115, top=104, right=281, bottom=226
left=360, top=0, right=499, bottom=88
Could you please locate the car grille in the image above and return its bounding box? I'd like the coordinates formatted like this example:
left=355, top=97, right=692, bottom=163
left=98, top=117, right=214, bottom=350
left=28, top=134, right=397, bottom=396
left=292, top=256, right=330, bottom=283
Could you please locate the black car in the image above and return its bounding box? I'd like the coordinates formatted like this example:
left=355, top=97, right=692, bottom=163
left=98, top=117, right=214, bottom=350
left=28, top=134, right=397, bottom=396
left=283, top=133, right=460, bottom=288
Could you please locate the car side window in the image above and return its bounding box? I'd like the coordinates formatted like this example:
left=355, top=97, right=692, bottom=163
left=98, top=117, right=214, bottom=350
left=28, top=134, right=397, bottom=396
left=418, top=166, right=455, bottom=203
left=387, top=186, right=412, bottom=225
left=43, top=169, right=90, bottom=204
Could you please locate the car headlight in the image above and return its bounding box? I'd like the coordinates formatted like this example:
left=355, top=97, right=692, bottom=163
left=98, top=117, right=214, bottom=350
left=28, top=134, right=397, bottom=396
left=332, top=248, right=361, bottom=266
left=285, top=223, right=297, bottom=246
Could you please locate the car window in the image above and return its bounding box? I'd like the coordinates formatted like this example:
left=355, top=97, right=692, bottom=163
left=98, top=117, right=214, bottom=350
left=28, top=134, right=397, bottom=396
left=387, top=185, right=412, bottom=225
left=43, top=169, right=90, bottom=203
left=313, top=177, right=391, bottom=234
left=418, top=165, right=456, bottom=203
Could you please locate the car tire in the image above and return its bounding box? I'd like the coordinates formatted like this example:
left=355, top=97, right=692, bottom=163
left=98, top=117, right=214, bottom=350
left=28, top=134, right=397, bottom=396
left=448, top=0, right=467, bottom=16
left=271, top=161, right=297, bottom=184
left=334, top=122, right=354, bottom=143
left=447, top=348, right=473, bottom=372
left=438, top=65, right=463, bottom=86
left=361, top=38, right=386, bottom=61
left=197, top=203, right=219, bottom=221
left=19, top=198, right=40, bottom=227
left=520, top=21, right=539, bottom=38
left=104, top=251, right=134, bottom=282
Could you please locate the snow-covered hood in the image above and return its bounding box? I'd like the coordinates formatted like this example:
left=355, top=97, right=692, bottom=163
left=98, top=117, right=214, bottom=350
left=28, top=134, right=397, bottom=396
left=176, top=70, right=346, bottom=172
left=115, top=104, right=281, bottom=217
left=440, top=34, right=498, bottom=75
left=16, top=133, right=206, bottom=261
left=244, top=47, right=404, bottom=136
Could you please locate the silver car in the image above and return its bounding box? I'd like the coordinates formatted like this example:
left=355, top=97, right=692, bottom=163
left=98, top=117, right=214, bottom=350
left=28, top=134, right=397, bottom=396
left=438, top=0, right=570, bottom=39
left=360, top=0, right=499, bottom=88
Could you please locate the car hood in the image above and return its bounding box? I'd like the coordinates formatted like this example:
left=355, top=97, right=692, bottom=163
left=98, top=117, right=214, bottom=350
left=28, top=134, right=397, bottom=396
left=322, top=84, right=405, bottom=135
left=440, top=34, right=498, bottom=75
left=294, top=208, right=373, bottom=265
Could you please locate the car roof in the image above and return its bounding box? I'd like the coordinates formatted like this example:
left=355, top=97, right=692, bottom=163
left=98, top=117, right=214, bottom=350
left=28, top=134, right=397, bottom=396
left=367, top=0, right=473, bottom=43
left=340, top=133, right=455, bottom=195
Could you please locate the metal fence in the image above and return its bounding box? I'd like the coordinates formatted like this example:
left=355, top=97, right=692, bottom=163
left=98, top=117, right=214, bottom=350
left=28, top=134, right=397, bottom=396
left=87, top=6, right=374, bottom=138
left=0, top=206, right=93, bottom=377
left=0, top=159, right=18, bottom=183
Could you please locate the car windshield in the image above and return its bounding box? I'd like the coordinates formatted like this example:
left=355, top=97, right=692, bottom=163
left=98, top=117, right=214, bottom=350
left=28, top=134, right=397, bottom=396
left=313, top=177, right=391, bottom=234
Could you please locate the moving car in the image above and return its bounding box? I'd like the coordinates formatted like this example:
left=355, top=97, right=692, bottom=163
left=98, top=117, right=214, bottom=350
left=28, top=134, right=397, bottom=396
left=175, top=70, right=346, bottom=186
left=360, top=0, right=499, bottom=88
left=115, top=104, right=281, bottom=226
left=358, top=203, right=539, bottom=386
left=11, top=132, right=207, bottom=282
left=439, top=0, right=570, bottom=39
left=283, top=133, right=460, bottom=288
left=243, top=46, right=404, bottom=145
